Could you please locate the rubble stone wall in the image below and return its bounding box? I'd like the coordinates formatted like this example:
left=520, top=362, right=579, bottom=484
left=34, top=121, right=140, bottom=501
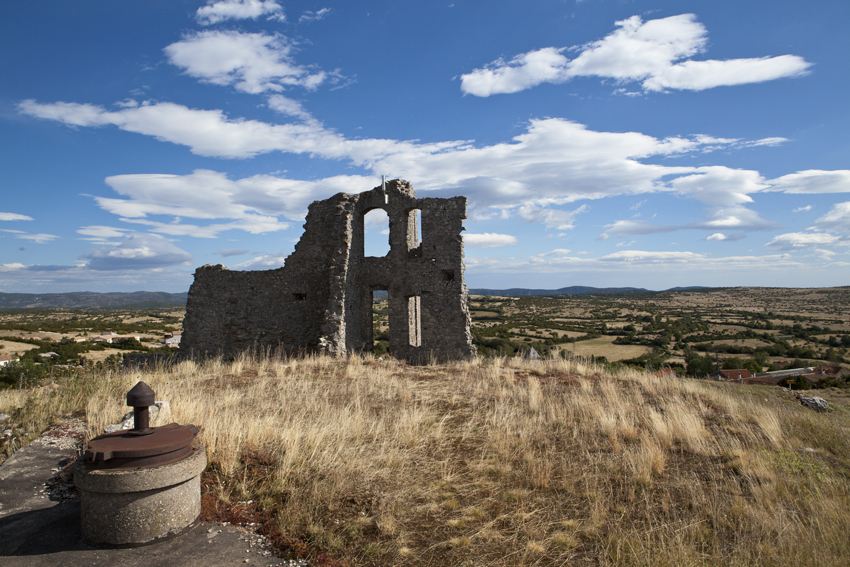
left=181, top=180, right=476, bottom=362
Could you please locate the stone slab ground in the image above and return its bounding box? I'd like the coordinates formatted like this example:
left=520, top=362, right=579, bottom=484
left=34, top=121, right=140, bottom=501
left=0, top=426, right=296, bottom=567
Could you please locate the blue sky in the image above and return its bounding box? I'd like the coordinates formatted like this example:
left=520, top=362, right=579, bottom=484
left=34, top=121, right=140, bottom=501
left=2, top=0, right=849, bottom=293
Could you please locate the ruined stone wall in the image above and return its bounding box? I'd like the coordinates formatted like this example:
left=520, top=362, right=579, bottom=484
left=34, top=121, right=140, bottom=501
left=181, top=180, right=476, bottom=361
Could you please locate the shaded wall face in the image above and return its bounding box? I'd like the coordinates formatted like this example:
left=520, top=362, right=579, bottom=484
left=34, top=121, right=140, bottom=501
left=349, top=188, right=475, bottom=361
left=180, top=265, right=326, bottom=356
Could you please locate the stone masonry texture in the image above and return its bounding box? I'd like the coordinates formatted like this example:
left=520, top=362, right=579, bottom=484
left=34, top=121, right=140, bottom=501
left=181, top=180, right=476, bottom=362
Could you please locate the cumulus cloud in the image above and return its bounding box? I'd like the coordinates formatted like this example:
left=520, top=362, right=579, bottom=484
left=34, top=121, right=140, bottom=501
left=0, top=212, right=34, bottom=221
left=692, top=206, right=779, bottom=231
left=84, top=233, right=192, bottom=271
left=19, top=97, right=850, bottom=238
left=461, top=14, right=811, bottom=96
left=196, top=0, right=285, bottom=25
left=463, top=233, right=518, bottom=247
left=92, top=170, right=376, bottom=236
left=793, top=205, right=813, bottom=213
left=812, top=201, right=850, bottom=233
left=164, top=31, right=330, bottom=94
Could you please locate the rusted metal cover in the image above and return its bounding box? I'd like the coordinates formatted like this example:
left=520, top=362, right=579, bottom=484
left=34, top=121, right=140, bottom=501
left=84, top=423, right=200, bottom=470
left=83, top=381, right=200, bottom=470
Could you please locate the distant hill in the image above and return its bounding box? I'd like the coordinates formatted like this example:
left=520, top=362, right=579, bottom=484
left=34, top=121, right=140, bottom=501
left=469, top=286, right=647, bottom=297
left=0, top=291, right=188, bottom=310
left=469, top=286, right=711, bottom=297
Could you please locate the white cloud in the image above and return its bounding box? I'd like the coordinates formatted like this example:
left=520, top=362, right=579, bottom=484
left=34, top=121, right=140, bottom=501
left=812, top=201, right=850, bottom=233
left=20, top=98, right=848, bottom=238
left=767, top=170, right=850, bottom=194
left=15, top=233, right=60, bottom=244
left=668, top=166, right=766, bottom=207
left=517, top=204, right=588, bottom=230
left=266, top=94, right=313, bottom=121
left=18, top=99, right=455, bottom=161
left=119, top=217, right=289, bottom=238
left=706, top=232, right=727, bottom=241
left=765, top=232, right=840, bottom=251
left=598, top=220, right=677, bottom=240
left=643, top=55, right=810, bottom=92
left=1, top=229, right=59, bottom=243
left=77, top=225, right=128, bottom=239
left=598, top=250, right=704, bottom=263
left=164, top=31, right=330, bottom=94
left=0, top=212, right=34, bottom=221
left=814, top=249, right=836, bottom=260
left=460, top=47, right=571, bottom=97
left=232, top=254, right=288, bottom=270
left=196, top=0, right=285, bottom=25
left=94, top=170, right=373, bottom=235
left=463, top=233, right=518, bottom=247
left=84, top=233, right=192, bottom=271
left=793, top=205, right=813, bottom=213
left=540, top=249, right=572, bottom=257
left=461, top=14, right=811, bottom=96
left=0, top=263, right=27, bottom=272
left=692, top=206, right=779, bottom=231
left=300, top=8, right=330, bottom=23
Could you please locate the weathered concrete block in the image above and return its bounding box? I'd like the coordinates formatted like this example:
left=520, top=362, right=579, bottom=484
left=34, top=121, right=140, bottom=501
left=74, top=445, right=206, bottom=547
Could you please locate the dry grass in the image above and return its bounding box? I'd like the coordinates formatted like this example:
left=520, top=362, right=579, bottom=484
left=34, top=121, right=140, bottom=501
left=2, top=353, right=850, bottom=566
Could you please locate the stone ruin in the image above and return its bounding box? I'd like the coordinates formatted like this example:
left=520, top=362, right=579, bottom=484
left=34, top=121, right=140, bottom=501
left=181, top=179, right=476, bottom=362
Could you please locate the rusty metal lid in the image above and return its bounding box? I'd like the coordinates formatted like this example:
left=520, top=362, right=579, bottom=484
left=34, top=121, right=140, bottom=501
left=83, top=423, right=199, bottom=470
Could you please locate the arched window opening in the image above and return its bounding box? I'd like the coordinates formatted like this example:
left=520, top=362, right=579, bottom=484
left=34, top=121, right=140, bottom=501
left=364, top=209, right=390, bottom=257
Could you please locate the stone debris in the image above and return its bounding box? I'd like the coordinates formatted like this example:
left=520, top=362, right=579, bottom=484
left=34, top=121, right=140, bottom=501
left=182, top=179, right=476, bottom=363
left=42, top=459, right=80, bottom=502
left=31, top=416, right=87, bottom=450
left=796, top=394, right=829, bottom=412
left=103, top=400, right=170, bottom=433
left=225, top=522, right=309, bottom=567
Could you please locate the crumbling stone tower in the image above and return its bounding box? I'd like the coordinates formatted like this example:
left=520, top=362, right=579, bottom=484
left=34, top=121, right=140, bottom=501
left=181, top=179, right=476, bottom=362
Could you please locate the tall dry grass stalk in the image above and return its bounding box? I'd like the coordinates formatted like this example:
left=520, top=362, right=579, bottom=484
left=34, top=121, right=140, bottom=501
left=2, top=352, right=849, bottom=566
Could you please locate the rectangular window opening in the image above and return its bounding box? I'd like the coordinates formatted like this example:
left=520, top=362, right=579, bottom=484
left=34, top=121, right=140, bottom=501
left=372, top=290, right=389, bottom=355
left=408, top=295, right=421, bottom=347
left=293, top=293, right=307, bottom=301
left=443, top=270, right=455, bottom=282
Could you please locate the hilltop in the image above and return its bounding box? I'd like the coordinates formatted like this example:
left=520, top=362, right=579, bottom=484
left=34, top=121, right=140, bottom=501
left=2, top=354, right=848, bottom=566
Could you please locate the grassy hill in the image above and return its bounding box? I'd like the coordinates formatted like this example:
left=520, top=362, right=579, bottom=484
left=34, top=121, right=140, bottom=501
left=2, top=354, right=849, bottom=566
